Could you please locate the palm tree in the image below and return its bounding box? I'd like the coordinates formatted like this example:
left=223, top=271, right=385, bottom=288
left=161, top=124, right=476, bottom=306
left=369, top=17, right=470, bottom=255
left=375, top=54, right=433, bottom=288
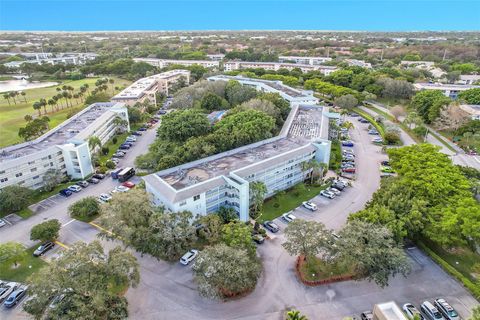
left=73, top=93, right=79, bottom=105
left=342, top=121, right=354, bottom=130
left=84, top=83, right=90, bottom=94
left=56, top=87, right=62, bottom=93
left=10, top=91, right=17, bottom=104
left=3, top=93, right=11, bottom=105
left=20, top=91, right=27, bottom=103
left=62, top=91, right=70, bottom=107
left=56, top=93, right=64, bottom=108
left=24, top=114, right=33, bottom=122
left=300, top=161, right=312, bottom=182
left=32, top=101, right=42, bottom=116
left=108, top=78, right=115, bottom=93
left=249, top=181, right=267, bottom=218
left=88, top=136, right=102, bottom=151
left=40, top=98, right=47, bottom=115
left=286, top=310, right=308, bottom=320
left=48, top=98, right=56, bottom=112
left=52, top=95, right=59, bottom=111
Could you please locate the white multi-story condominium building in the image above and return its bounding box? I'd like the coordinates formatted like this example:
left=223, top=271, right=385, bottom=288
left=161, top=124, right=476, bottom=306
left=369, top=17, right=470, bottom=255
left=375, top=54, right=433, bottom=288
left=4, top=53, right=98, bottom=68
left=111, top=70, right=190, bottom=106
left=223, top=61, right=337, bottom=75
left=413, top=83, right=480, bottom=99
left=208, top=75, right=319, bottom=105
left=206, top=54, right=225, bottom=61
left=144, top=77, right=332, bottom=222
left=0, top=102, right=129, bottom=190
left=278, top=56, right=332, bottom=65
left=133, top=58, right=220, bottom=69
left=345, top=59, right=372, bottom=69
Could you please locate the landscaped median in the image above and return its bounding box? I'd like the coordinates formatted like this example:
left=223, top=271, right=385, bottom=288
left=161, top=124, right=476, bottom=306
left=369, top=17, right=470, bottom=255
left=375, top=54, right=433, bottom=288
left=295, top=256, right=355, bottom=286
left=352, top=107, right=386, bottom=138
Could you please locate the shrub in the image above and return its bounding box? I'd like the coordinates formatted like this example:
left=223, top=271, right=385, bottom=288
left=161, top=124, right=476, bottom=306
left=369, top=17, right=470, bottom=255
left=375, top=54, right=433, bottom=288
left=105, top=160, right=116, bottom=169
left=384, top=131, right=401, bottom=145
left=97, top=166, right=108, bottom=174
left=30, top=219, right=61, bottom=242
left=69, top=197, right=101, bottom=221
left=112, top=137, right=118, bottom=144
left=101, top=147, right=109, bottom=155
left=413, top=125, right=428, bottom=138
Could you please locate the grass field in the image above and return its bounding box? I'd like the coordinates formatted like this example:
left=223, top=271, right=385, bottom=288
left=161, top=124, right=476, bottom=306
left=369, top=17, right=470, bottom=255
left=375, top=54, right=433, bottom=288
left=0, top=246, right=47, bottom=282
left=0, top=77, right=131, bottom=147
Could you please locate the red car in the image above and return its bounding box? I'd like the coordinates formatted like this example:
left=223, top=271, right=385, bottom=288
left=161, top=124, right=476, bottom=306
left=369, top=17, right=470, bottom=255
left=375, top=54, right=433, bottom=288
left=342, top=167, right=356, bottom=173
left=122, top=181, right=136, bottom=188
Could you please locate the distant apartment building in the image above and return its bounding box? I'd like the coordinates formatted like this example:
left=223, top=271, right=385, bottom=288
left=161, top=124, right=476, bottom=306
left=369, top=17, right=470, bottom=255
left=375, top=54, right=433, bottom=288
left=111, top=70, right=190, bottom=106
left=223, top=61, right=337, bottom=75
left=0, top=102, right=129, bottom=190
left=345, top=59, right=372, bottom=69
left=144, top=77, right=332, bottom=222
left=278, top=56, right=332, bottom=65
left=133, top=58, right=220, bottom=69
left=206, top=54, right=225, bottom=61
left=457, top=74, right=480, bottom=85
left=413, top=83, right=480, bottom=99
left=4, top=53, right=98, bottom=68
left=208, top=75, right=319, bottom=105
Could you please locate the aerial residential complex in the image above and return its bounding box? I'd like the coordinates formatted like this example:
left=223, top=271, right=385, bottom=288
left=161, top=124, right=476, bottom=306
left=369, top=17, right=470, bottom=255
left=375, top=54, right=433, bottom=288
left=144, top=77, right=332, bottom=222
left=133, top=57, right=220, bottom=69
left=111, top=69, right=191, bottom=106
left=278, top=55, right=332, bottom=65
left=223, top=61, right=338, bottom=75
left=413, top=82, right=480, bottom=99
left=0, top=102, right=129, bottom=190
left=3, top=52, right=98, bottom=68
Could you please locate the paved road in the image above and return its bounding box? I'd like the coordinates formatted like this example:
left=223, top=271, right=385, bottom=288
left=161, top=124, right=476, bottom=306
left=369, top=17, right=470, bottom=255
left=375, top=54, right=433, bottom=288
left=125, top=117, right=479, bottom=320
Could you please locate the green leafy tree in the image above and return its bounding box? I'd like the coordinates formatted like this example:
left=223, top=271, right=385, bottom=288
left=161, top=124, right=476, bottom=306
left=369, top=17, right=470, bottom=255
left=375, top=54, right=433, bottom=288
left=0, top=242, right=26, bottom=268
left=470, top=306, right=480, bottom=320
left=283, top=219, right=336, bottom=266
left=23, top=241, right=139, bottom=320
left=192, top=244, right=261, bottom=299
left=458, top=88, right=480, bottom=105
left=411, top=90, right=451, bottom=123
left=225, top=80, right=258, bottom=106
left=249, top=181, right=267, bottom=219
left=216, top=206, right=239, bottom=223
left=88, top=136, right=102, bottom=150
left=0, top=185, right=34, bottom=215
left=196, top=214, right=223, bottom=245
left=200, top=92, right=229, bottom=111
left=157, top=109, right=211, bottom=143
left=337, top=220, right=411, bottom=288
left=41, top=169, right=64, bottom=192
left=69, top=197, right=101, bottom=220
left=30, top=219, right=61, bottom=242
left=222, top=221, right=256, bottom=256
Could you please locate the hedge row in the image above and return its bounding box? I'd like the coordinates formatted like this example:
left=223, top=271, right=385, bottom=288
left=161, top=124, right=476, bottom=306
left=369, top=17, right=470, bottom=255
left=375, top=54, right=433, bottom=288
left=352, top=107, right=386, bottom=138
left=417, top=241, right=480, bottom=299
left=295, top=256, right=355, bottom=287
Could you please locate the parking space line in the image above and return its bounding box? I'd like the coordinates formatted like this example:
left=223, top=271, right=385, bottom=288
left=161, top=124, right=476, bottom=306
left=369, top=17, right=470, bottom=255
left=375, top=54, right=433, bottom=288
left=54, top=240, right=70, bottom=249
left=89, top=222, right=114, bottom=236
left=62, top=219, right=76, bottom=227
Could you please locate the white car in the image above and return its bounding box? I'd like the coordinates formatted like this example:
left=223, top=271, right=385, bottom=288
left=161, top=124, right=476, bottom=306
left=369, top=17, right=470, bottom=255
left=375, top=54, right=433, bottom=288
left=68, top=185, right=82, bottom=193
left=281, top=212, right=296, bottom=223
left=114, top=185, right=130, bottom=193
left=0, top=219, right=6, bottom=228
left=403, top=303, right=425, bottom=320
left=180, top=249, right=199, bottom=265
left=0, top=282, right=17, bottom=303
left=327, top=187, right=341, bottom=196
left=320, top=190, right=336, bottom=199
left=302, top=201, right=317, bottom=211
left=99, top=193, right=112, bottom=203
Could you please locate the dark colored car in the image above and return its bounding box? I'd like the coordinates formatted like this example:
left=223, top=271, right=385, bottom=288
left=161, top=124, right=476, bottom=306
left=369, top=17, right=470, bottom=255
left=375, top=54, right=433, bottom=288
left=33, top=241, right=55, bottom=257
left=381, top=160, right=390, bottom=166
left=360, top=311, right=373, bottom=320
left=158, top=110, right=167, bottom=115
left=59, top=189, right=72, bottom=197
left=3, top=287, right=27, bottom=308
left=93, top=173, right=105, bottom=180
left=332, top=183, right=345, bottom=191
left=263, top=221, right=280, bottom=233
left=119, top=144, right=131, bottom=150
left=87, top=177, right=100, bottom=184
left=138, top=127, right=147, bottom=131
left=342, top=141, right=354, bottom=147
left=131, top=131, right=142, bottom=136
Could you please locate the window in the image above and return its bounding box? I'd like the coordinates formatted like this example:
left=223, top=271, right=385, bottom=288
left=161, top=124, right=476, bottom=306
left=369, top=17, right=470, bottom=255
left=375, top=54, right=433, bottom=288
left=15, top=172, right=23, bottom=177
left=193, top=195, right=200, bottom=201
left=33, top=175, right=40, bottom=180
left=50, top=162, right=54, bottom=166
left=31, top=168, right=37, bottom=172
left=0, top=170, right=4, bottom=174
left=179, top=201, right=187, bottom=206
left=28, top=161, right=35, bottom=165
left=0, top=178, right=8, bottom=183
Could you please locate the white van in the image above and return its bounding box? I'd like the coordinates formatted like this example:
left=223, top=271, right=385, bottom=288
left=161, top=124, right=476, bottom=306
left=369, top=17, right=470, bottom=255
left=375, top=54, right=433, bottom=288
left=421, top=301, right=445, bottom=320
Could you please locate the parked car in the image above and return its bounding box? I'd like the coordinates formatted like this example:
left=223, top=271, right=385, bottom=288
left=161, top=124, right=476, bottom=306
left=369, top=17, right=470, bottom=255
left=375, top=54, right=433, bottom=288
left=263, top=221, right=280, bottom=233
left=76, top=180, right=89, bottom=188
left=302, top=201, right=317, bottom=211
left=359, top=118, right=370, bottom=123
left=131, top=131, right=142, bottom=136
left=343, top=149, right=355, bottom=155
left=281, top=212, right=296, bottom=223
left=434, top=298, right=459, bottom=320
left=114, top=185, right=130, bottom=193
left=342, top=167, right=356, bottom=173
left=158, top=110, right=167, bottom=115
left=0, top=219, right=6, bottom=228
left=368, top=129, right=379, bottom=135
left=122, top=142, right=133, bottom=147
left=421, top=301, right=445, bottom=320
left=138, top=127, right=147, bottom=131
left=381, top=160, right=390, bottom=166
left=380, top=166, right=395, bottom=173
left=320, top=190, right=336, bottom=199
left=68, top=185, right=82, bottom=193
left=360, top=311, right=374, bottom=320
left=3, top=286, right=27, bottom=308
left=327, top=187, right=341, bottom=196
left=122, top=181, right=136, bottom=188
left=372, top=137, right=383, bottom=144
left=99, top=193, right=112, bottom=203
left=87, top=177, right=100, bottom=184
left=403, top=303, right=425, bottom=320
left=119, top=144, right=130, bottom=150
left=0, top=282, right=17, bottom=302
left=33, top=241, right=55, bottom=257
left=59, top=189, right=72, bottom=197
left=341, top=163, right=355, bottom=169
left=180, top=249, right=198, bottom=265
left=342, top=141, right=354, bottom=147
left=331, top=183, right=345, bottom=191
left=112, top=152, right=125, bottom=158
left=93, top=173, right=105, bottom=180
left=252, top=234, right=265, bottom=244
left=111, top=158, right=120, bottom=164
left=126, top=135, right=137, bottom=141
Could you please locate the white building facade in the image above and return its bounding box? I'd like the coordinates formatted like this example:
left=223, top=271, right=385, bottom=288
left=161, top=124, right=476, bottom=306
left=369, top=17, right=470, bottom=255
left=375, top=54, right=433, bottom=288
left=223, top=61, right=337, bottom=75
left=414, top=83, right=480, bottom=99
left=278, top=56, right=332, bottom=65
left=133, top=58, right=220, bottom=69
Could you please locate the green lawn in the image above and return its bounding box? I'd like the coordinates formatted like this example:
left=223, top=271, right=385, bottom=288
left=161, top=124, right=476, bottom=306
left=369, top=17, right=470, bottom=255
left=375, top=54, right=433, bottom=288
left=258, top=183, right=328, bottom=223
left=0, top=77, right=131, bottom=147
left=0, top=247, right=47, bottom=282
left=300, top=257, right=354, bottom=282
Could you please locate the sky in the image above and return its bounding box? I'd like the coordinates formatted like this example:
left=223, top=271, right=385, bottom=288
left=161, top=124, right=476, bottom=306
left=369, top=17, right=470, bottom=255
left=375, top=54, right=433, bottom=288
left=0, top=0, right=479, bottom=31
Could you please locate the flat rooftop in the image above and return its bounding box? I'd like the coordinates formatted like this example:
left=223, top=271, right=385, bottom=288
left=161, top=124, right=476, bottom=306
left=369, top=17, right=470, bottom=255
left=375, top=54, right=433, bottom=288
left=414, top=83, right=480, bottom=90
left=0, top=102, right=121, bottom=162
left=157, top=106, right=327, bottom=190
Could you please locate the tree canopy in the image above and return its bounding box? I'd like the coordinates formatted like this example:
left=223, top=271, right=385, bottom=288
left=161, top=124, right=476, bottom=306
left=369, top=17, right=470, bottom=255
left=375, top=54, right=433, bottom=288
left=157, top=109, right=211, bottom=143
left=0, top=185, right=33, bottom=215
left=411, top=90, right=451, bottom=123
left=30, top=219, right=61, bottom=242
